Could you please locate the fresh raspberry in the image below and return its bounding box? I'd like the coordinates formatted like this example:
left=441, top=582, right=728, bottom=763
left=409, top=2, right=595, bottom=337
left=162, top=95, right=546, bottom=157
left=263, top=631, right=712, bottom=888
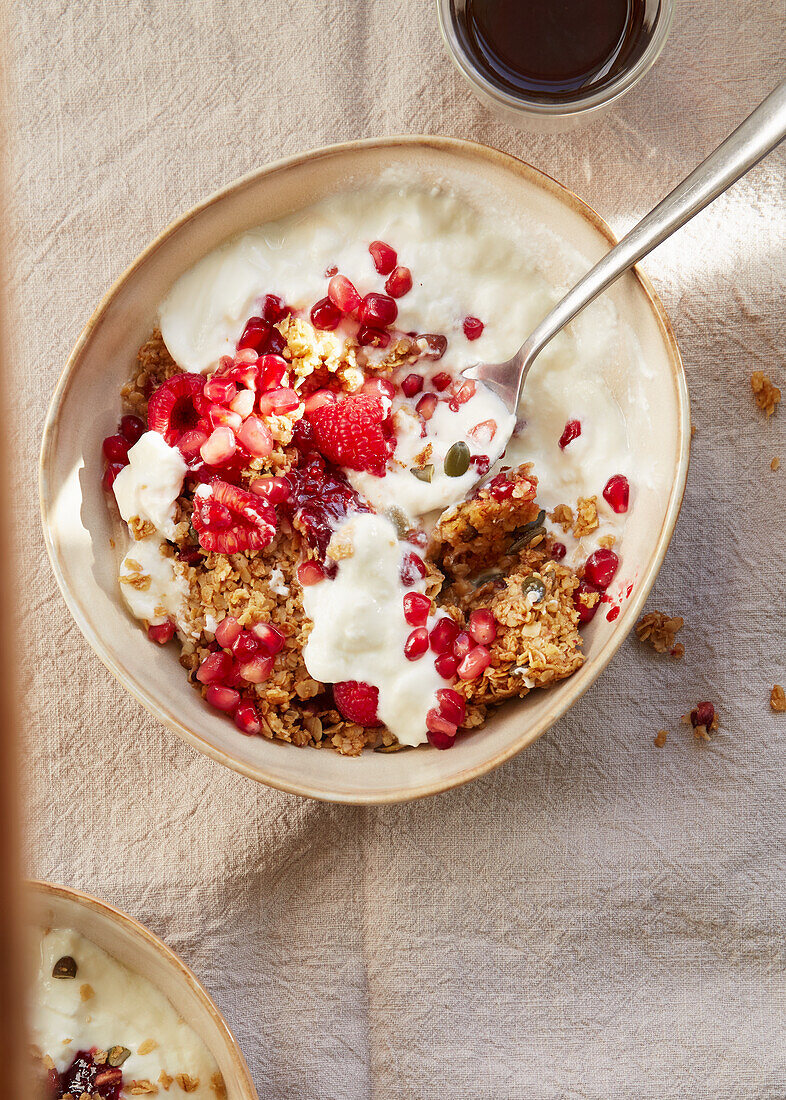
left=147, top=372, right=205, bottom=446
left=192, top=480, right=277, bottom=554
left=333, top=680, right=381, bottom=726
left=308, top=393, right=394, bottom=476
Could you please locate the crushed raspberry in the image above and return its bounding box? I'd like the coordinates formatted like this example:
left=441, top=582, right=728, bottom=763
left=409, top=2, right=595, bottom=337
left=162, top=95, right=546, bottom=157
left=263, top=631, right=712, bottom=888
left=558, top=419, right=581, bottom=449
left=55, top=1051, right=123, bottom=1100
left=147, top=372, right=205, bottom=446
left=284, top=455, right=370, bottom=560
left=333, top=680, right=381, bottom=726
left=308, top=392, right=394, bottom=476
left=192, top=480, right=277, bottom=554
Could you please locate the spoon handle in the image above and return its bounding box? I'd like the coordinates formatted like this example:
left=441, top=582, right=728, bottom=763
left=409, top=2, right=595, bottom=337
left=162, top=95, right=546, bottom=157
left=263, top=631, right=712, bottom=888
left=518, top=79, right=786, bottom=389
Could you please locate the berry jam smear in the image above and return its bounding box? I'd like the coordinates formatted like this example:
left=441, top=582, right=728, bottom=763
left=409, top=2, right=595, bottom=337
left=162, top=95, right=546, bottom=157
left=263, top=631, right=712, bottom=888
left=50, top=1050, right=123, bottom=1100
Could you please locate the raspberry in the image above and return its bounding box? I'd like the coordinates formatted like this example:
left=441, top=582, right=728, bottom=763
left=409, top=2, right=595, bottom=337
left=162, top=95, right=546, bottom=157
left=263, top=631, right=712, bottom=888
left=308, top=393, right=393, bottom=476
left=333, top=680, right=381, bottom=726
left=147, top=373, right=205, bottom=446
left=192, top=480, right=277, bottom=554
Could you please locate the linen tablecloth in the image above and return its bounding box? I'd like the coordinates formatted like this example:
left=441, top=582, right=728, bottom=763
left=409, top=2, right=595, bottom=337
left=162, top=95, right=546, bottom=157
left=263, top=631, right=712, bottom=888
left=8, top=1, right=785, bottom=1096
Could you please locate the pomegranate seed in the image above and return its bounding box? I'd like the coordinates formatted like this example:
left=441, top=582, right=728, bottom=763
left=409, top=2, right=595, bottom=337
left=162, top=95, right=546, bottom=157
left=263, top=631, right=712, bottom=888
left=238, top=317, right=270, bottom=352
left=234, top=701, right=262, bottom=736
left=231, top=631, right=260, bottom=661
left=200, top=426, right=237, bottom=466
left=436, top=687, right=465, bottom=726
left=403, top=591, right=431, bottom=626
left=369, top=240, right=397, bottom=275
left=102, top=434, right=130, bottom=463
left=304, top=388, right=338, bottom=415
left=258, top=354, right=288, bottom=390
left=260, top=294, right=286, bottom=323
left=426, top=710, right=457, bottom=749
left=204, top=377, right=237, bottom=404
left=357, top=326, right=391, bottom=348
left=574, top=580, right=599, bottom=623
left=102, top=462, right=125, bottom=491
left=470, top=454, right=490, bottom=476
left=328, top=274, right=361, bottom=314
left=401, top=373, right=424, bottom=398
left=385, top=265, right=412, bottom=298
left=147, top=620, right=175, bottom=645
left=177, top=428, right=209, bottom=461
left=559, top=419, right=581, bottom=449
left=207, top=406, right=242, bottom=432
left=230, top=389, right=256, bottom=418
left=358, top=292, right=397, bottom=327
left=310, top=296, right=342, bottom=330
left=236, top=416, right=274, bottom=458
left=453, top=631, right=473, bottom=660
left=249, top=475, right=291, bottom=503
left=251, top=622, right=286, bottom=655
left=434, top=652, right=459, bottom=679
left=400, top=552, right=427, bottom=585
left=488, top=473, right=514, bottom=501
left=469, top=608, right=497, bottom=645
left=119, top=414, right=145, bottom=444
left=206, top=684, right=241, bottom=713
left=584, top=548, right=619, bottom=589
left=297, top=561, right=325, bottom=586
left=429, top=617, right=460, bottom=655
left=361, top=378, right=396, bottom=403
left=264, top=329, right=286, bottom=356
left=468, top=418, right=497, bottom=444
left=431, top=371, right=452, bottom=392
left=457, top=645, right=491, bottom=680
left=416, top=393, right=438, bottom=420
left=215, top=616, right=241, bottom=648
left=235, top=348, right=259, bottom=365
left=258, top=387, right=300, bottom=416
left=324, top=264, right=338, bottom=277
left=462, top=316, right=484, bottom=341
left=404, top=627, right=429, bottom=660
left=239, top=654, right=276, bottom=683
left=453, top=380, right=476, bottom=405
left=197, top=651, right=233, bottom=684
left=603, top=474, right=630, bottom=513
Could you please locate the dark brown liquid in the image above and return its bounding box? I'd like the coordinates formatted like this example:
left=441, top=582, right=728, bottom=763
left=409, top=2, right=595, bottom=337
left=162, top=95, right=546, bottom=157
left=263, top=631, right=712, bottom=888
left=456, top=0, right=655, bottom=101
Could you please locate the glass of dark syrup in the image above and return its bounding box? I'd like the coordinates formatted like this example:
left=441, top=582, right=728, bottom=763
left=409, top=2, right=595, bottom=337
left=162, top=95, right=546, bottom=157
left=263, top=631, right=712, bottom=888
left=439, top=0, right=673, bottom=127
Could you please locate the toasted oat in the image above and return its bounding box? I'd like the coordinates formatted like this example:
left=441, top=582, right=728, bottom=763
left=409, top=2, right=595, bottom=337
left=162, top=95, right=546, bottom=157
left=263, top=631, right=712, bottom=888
left=130, top=516, right=157, bottom=541
left=210, top=1072, right=227, bottom=1098
left=751, top=371, right=781, bottom=416
left=770, top=685, right=786, bottom=712
left=598, top=534, right=616, bottom=550
left=380, top=335, right=419, bottom=369
left=549, top=504, right=573, bottom=533
left=413, top=442, right=433, bottom=468
left=158, top=1070, right=173, bottom=1090
left=653, top=729, right=668, bottom=748
left=137, top=1039, right=158, bottom=1056
left=175, top=1073, right=199, bottom=1092
left=79, top=983, right=94, bottom=1002
left=771, top=457, right=781, bottom=471
left=121, top=329, right=180, bottom=417
left=278, top=315, right=362, bottom=392
left=128, top=1083, right=159, bottom=1096
left=573, top=496, right=599, bottom=538
left=93, top=1050, right=108, bottom=1064
left=636, top=610, right=684, bottom=655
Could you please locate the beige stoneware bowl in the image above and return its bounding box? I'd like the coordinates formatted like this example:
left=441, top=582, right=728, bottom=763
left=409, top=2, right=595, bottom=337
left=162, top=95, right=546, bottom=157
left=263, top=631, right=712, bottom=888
left=27, top=880, right=257, bottom=1098
left=39, top=137, right=689, bottom=803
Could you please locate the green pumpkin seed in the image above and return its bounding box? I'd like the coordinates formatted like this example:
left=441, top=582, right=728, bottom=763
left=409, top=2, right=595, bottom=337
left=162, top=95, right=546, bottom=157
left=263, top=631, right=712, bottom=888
left=509, top=509, right=546, bottom=554
left=52, top=955, right=77, bottom=979
left=444, top=441, right=470, bottom=478
left=385, top=506, right=410, bottom=538
left=410, top=464, right=434, bottom=483
left=471, top=569, right=505, bottom=588
left=521, top=574, right=547, bottom=603
left=107, top=1046, right=132, bottom=1067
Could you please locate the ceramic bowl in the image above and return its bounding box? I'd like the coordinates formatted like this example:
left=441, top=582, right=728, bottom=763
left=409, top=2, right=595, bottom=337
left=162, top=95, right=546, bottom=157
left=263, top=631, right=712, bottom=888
left=39, top=136, right=689, bottom=803
left=26, top=880, right=257, bottom=1098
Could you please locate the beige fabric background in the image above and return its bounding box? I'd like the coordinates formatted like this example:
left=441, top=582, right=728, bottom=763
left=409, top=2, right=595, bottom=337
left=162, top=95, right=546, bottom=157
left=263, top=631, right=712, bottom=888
left=8, top=1, right=786, bottom=1097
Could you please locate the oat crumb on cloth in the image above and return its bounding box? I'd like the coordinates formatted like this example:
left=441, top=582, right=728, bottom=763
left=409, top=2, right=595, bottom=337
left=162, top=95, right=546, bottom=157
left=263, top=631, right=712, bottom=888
left=770, top=685, right=786, bottom=712
left=636, top=610, right=684, bottom=655
left=750, top=370, right=781, bottom=416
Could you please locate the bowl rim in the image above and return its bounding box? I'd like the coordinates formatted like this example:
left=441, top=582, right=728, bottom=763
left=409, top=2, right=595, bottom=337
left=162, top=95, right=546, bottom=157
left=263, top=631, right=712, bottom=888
left=26, top=878, right=258, bottom=1098
left=39, top=134, right=690, bottom=804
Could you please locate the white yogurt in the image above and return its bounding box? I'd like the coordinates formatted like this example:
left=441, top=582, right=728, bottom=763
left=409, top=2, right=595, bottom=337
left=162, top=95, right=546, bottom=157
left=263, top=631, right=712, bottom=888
left=302, top=512, right=445, bottom=747
left=113, top=431, right=187, bottom=540
left=119, top=538, right=188, bottom=626
left=30, top=927, right=220, bottom=1098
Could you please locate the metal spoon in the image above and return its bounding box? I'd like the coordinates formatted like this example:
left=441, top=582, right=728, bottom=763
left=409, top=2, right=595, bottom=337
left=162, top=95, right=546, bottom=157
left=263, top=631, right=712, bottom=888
left=464, top=80, right=786, bottom=414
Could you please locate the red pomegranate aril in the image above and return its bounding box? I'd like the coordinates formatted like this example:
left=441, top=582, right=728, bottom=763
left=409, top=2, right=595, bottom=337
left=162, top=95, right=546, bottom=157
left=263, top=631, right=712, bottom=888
left=328, top=273, right=362, bottom=314
left=249, top=475, right=291, bottom=504
left=468, top=418, right=497, bottom=444
left=200, top=427, right=237, bottom=466
left=235, top=347, right=259, bottom=365
left=238, top=317, right=270, bottom=352
left=230, top=389, right=256, bottom=418
left=206, top=684, right=241, bottom=713
left=426, top=710, right=457, bottom=749
left=102, top=462, right=124, bottom=492
left=436, top=687, right=466, bottom=726
left=119, top=413, right=145, bottom=444
left=488, top=473, right=514, bottom=501
left=251, top=622, right=286, bottom=655
left=231, top=631, right=259, bottom=661
left=215, top=616, right=241, bottom=649
left=304, top=388, right=337, bottom=415
left=369, top=239, right=397, bottom=275
left=457, top=645, right=491, bottom=680
left=264, top=329, right=286, bottom=356
left=416, top=392, right=438, bottom=420
left=603, top=474, right=630, bottom=513
left=462, top=315, right=484, bottom=340
left=470, top=454, right=491, bottom=476
left=177, top=428, right=209, bottom=461
left=559, top=419, right=581, bottom=449
left=357, top=325, right=391, bottom=349
left=237, top=416, right=274, bottom=458
left=297, top=561, right=325, bottom=586
left=359, top=292, right=397, bottom=327
left=434, top=652, right=459, bottom=679
left=404, top=627, right=429, bottom=661
left=453, top=631, right=473, bottom=660
left=234, top=701, right=262, bottom=736
left=239, top=654, right=276, bottom=683
left=452, top=380, right=476, bottom=405
left=469, top=608, right=497, bottom=645
left=324, top=264, right=338, bottom=277
left=258, top=354, right=288, bottom=389
left=431, top=371, right=452, bottom=392
left=310, top=296, right=342, bottom=330
left=551, top=542, right=567, bottom=561
left=258, top=386, right=300, bottom=415
left=403, top=591, right=431, bottom=627
left=401, top=373, right=424, bottom=398
left=260, top=293, right=286, bottom=323
left=385, top=265, right=412, bottom=298
left=147, top=620, right=175, bottom=645
left=574, top=580, right=599, bottom=623
left=204, top=377, right=237, bottom=404
left=196, top=651, right=232, bottom=684
left=400, top=552, right=427, bottom=586
left=361, top=378, right=397, bottom=403
left=584, top=548, right=619, bottom=589
left=102, top=434, right=130, bottom=464
left=207, top=405, right=242, bottom=432
left=429, top=616, right=460, bottom=655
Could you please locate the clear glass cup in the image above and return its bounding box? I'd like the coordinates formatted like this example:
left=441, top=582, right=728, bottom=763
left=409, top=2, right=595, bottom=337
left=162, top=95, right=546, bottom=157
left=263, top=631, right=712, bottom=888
left=437, top=0, right=675, bottom=131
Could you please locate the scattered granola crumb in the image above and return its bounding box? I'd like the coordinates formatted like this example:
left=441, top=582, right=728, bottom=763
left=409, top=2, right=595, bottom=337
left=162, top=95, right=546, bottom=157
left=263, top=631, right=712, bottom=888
left=158, top=1070, right=173, bottom=1090
left=690, top=423, right=697, bottom=437
left=771, top=456, right=781, bottom=471
left=210, top=1073, right=227, bottom=1098
left=572, top=496, right=599, bottom=538
left=635, top=610, right=684, bottom=655
left=653, top=729, right=668, bottom=748
left=750, top=371, right=781, bottom=416
left=598, top=534, right=616, bottom=550
left=128, top=1082, right=159, bottom=1096
left=137, top=1039, right=158, bottom=1056
left=79, top=984, right=94, bottom=1002
left=549, top=503, right=573, bottom=533
left=683, top=701, right=719, bottom=741
left=175, top=1073, right=199, bottom=1093
left=770, top=685, right=786, bottom=712
left=93, top=1050, right=107, bottom=1065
